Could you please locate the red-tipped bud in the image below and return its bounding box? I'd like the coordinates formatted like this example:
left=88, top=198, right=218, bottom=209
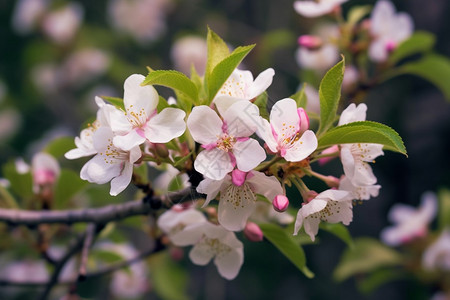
left=154, top=143, right=169, bottom=158
left=169, top=247, right=184, bottom=261
left=324, top=175, right=340, bottom=188
left=385, top=40, right=397, bottom=53
left=297, top=108, right=310, bottom=133
left=244, top=222, right=264, bottom=242
left=297, top=35, right=323, bottom=50
left=273, top=195, right=289, bottom=212
left=318, top=145, right=339, bottom=165
left=304, top=190, right=319, bottom=203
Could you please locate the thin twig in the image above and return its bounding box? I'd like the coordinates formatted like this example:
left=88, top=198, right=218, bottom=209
left=78, top=223, right=96, bottom=279
left=0, top=187, right=203, bottom=226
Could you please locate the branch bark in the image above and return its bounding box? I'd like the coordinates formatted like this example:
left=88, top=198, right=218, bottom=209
left=0, top=187, right=202, bottom=226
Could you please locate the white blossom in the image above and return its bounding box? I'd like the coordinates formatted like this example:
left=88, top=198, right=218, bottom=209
left=294, top=0, right=348, bottom=18
left=294, top=189, right=352, bottom=241
left=171, top=36, right=208, bottom=76
left=381, top=192, right=437, bottom=246
left=369, top=0, right=413, bottom=62
left=41, top=3, right=83, bottom=44
left=423, top=229, right=450, bottom=271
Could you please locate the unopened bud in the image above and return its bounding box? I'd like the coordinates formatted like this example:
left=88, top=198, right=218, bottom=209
left=273, top=195, right=289, bottom=212
left=297, top=108, right=310, bottom=133
left=304, top=190, right=319, bottom=203
left=324, top=175, right=340, bottom=188
left=169, top=247, right=184, bottom=261
left=298, top=35, right=323, bottom=50
left=154, top=143, right=169, bottom=158
left=318, top=145, right=339, bottom=165
left=385, top=40, right=397, bottom=53
left=244, top=222, right=264, bottom=242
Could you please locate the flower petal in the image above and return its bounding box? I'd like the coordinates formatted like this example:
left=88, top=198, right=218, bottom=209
left=145, top=107, right=186, bottom=143
left=214, top=247, right=244, bottom=280
left=187, top=105, right=223, bottom=145
left=246, top=68, right=275, bottom=99
left=197, top=176, right=230, bottom=206
left=338, top=103, right=367, bottom=126
left=113, top=129, right=146, bottom=151
left=218, top=183, right=257, bottom=231
left=194, top=148, right=233, bottom=180
left=255, top=117, right=278, bottom=153
left=189, top=242, right=215, bottom=266
left=247, top=171, right=283, bottom=202
left=223, top=101, right=260, bottom=137
left=80, top=155, right=121, bottom=184
left=270, top=98, right=300, bottom=137
left=123, top=74, right=158, bottom=117
left=283, top=130, right=318, bottom=162
left=233, top=139, right=266, bottom=172
left=110, top=162, right=133, bottom=196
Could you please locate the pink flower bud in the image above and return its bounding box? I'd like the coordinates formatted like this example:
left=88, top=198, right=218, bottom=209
left=297, top=108, right=310, bottom=133
left=169, top=247, right=184, bottom=261
left=304, top=190, right=319, bottom=203
left=385, top=40, right=397, bottom=53
left=273, top=195, right=289, bottom=212
left=324, top=176, right=340, bottom=188
left=297, top=35, right=323, bottom=50
left=318, top=145, right=339, bottom=165
left=244, top=222, right=264, bottom=242
left=231, top=169, right=247, bottom=186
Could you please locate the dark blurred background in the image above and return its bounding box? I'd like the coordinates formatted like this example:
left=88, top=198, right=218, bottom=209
left=0, top=0, right=449, bottom=299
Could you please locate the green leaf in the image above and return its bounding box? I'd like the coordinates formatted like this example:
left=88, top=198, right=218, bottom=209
left=142, top=70, right=199, bottom=104
left=319, top=223, right=353, bottom=248
left=317, top=57, right=345, bottom=135
left=386, top=54, right=450, bottom=100
left=259, top=223, right=314, bottom=278
left=333, top=238, right=403, bottom=282
left=318, top=121, right=407, bottom=155
left=149, top=251, right=190, bottom=300
left=438, top=189, right=450, bottom=229
left=347, top=5, right=372, bottom=26
left=357, top=269, right=406, bottom=294
left=253, top=92, right=269, bottom=120
left=91, top=249, right=124, bottom=264
left=44, top=137, right=76, bottom=159
left=101, top=96, right=125, bottom=111
left=54, top=169, right=89, bottom=209
left=0, top=185, right=19, bottom=209
left=2, top=161, right=33, bottom=200
left=207, top=44, right=255, bottom=102
left=157, top=95, right=170, bottom=112
left=290, top=83, right=308, bottom=109
left=389, top=31, right=436, bottom=65
left=173, top=151, right=193, bottom=168
left=206, top=27, right=230, bottom=77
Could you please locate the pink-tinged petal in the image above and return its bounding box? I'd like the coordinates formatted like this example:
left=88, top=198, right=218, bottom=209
left=218, top=183, right=256, bottom=231
left=247, top=171, right=283, bottom=202
left=109, top=162, right=133, bottom=196
left=194, top=149, right=233, bottom=180
left=187, top=106, right=223, bottom=145
left=128, top=146, right=142, bottom=163
left=80, top=155, right=121, bottom=184
left=371, top=1, right=396, bottom=35
left=123, top=74, right=158, bottom=116
left=338, top=103, right=367, bottom=125
left=244, top=222, right=264, bottom=242
left=270, top=98, right=300, bottom=137
left=420, top=192, right=438, bottom=223
left=296, top=44, right=340, bottom=71
left=145, top=107, right=186, bottom=143
left=214, top=246, right=244, bottom=280
left=255, top=117, right=278, bottom=153
left=157, top=209, right=207, bottom=235
left=283, top=130, right=318, bottom=162
left=197, top=176, right=229, bottom=206
left=233, top=139, right=266, bottom=172
left=223, top=101, right=260, bottom=137
left=387, top=204, right=416, bottom=224
left=297, top=108, right=309, bottom=133
left=113, top=129, right=146, bottom=151
left=246, top=68, right=275, bottom=99
left=231, top=169, right=247, bottom=187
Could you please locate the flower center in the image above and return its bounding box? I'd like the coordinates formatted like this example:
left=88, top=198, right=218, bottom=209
left=216, top=133, right=236, bottom=152
left=222, top=183, right=256, bottom=210
left=100, top=138, right=130, bottom=164
left=125, top=104, right=149, bottom=128
left=201, top=237, right=232, bottom=258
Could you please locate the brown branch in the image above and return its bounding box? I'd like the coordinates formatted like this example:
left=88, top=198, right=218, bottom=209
left=78, top=224, right=96, bottom=279
left=0, top=187, right=202, bottom=226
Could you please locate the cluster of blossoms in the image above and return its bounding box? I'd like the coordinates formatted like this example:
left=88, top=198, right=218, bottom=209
left=294, top=0, right=413, bottom=93
left=66, top=58, right=386, bottom=278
